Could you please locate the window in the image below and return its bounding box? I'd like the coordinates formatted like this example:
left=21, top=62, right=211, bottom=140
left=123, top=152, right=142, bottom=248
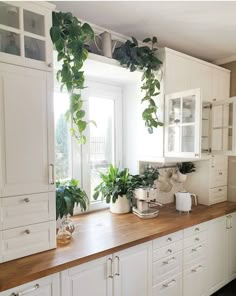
left=54, top=79, right=122, bottom=211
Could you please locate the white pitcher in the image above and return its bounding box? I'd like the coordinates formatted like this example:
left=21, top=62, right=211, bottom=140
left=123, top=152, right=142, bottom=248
left=95, top=31, right=117, bottom=58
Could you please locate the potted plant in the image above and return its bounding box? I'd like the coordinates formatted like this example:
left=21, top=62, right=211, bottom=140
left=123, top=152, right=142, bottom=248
left=173, top=162, right=196, bottom=183
left=56, top=179, right=89, bottom=243
left=93, top=164, right=133, bottom=214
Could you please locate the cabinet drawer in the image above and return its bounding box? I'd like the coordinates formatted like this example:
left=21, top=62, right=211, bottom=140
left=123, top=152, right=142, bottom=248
left=184, top=241, right=207, bottom=266
left=153, top=231, right=183, bottom=249
left=152, top=273, right=182, bottom=296
left=153, top=240, right=183, bottom=262
left=209, top=186, right=227, bottom=205
left=210, top=171, right=227, bottom=188
left=184, top=222, right=208, bottom=238
left=0, top=231, right=2, bottom=263
left=153, top=252, right=182, bottom=285
left=210, top=155, right=228, bottom=171
left=2, top=221, right=56, bottom=262
left=183, top=260, right=207, bottom=296
left=184, top=231, right=207, bottom=248
left=1, top=192, right=56, bottom=230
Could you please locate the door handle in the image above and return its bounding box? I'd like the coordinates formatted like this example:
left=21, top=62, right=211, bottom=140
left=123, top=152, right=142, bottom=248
left=114, top=256, right=120, bottom=276
left=11, top=284, right=39, bottom=295
left=49, top=164, right=55, bottom=185
left=163, top=279, right=176, bottom=288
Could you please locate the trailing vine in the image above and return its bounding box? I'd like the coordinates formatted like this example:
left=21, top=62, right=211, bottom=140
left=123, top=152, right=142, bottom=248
left=114, top=37, right=163, bottom=133
left=50, top=11, right=95, bottom=144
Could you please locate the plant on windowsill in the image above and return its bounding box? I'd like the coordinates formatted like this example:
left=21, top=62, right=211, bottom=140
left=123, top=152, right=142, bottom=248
left=50, top=11, right=95, bottom=144
left=114, top=37, right=163, bottom=134
left=173, top=162, right=196, bottom=183
left=93, top=164, right=134, bottom=214
left=56, top=179, right=89, bottom=244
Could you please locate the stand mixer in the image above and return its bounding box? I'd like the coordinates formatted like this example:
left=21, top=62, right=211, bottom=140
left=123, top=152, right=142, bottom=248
left=133, top=187, right=162, bottom=219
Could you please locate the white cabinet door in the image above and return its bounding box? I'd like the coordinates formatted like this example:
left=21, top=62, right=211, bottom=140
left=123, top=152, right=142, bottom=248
left=61, top=256, right=112, bottom=296
left=0, top=62, right=55, bottom=197
left=227, top=212, right=236, bottom=282
left=208, top=216, right=227, bottom=295
left=113, top=242, right=152, bottom=296
left=212, top=68, right=230, bottom=102
left=0, top=274, right=60, bottom=296
left=165, top=88, right=201, bottom=159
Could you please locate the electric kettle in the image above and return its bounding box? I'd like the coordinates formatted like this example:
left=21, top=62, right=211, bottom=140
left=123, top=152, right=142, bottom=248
left=175, top=191, right=197, bottom=213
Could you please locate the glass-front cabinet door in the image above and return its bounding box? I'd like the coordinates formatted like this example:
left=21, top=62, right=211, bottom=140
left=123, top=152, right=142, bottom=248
left=212, top=97, right=236, bottom=154
left=165, top=88, right=201, bottom=158
left=0, top=1, right=53, bottom=70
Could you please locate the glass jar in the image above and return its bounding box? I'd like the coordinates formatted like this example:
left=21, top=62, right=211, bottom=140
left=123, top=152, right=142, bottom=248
left=56, top=216, right=73, bottom=245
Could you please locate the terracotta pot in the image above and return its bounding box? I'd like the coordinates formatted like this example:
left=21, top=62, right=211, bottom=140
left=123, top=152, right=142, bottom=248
left=110, top=195, right=131, bottom=214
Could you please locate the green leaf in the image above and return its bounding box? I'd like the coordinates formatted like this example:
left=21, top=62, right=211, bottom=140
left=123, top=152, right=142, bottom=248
left=143, top=37, right=151, bottom=43
left=57, top=52, right=64, bottom=61
left=82, top=23, right=94, bottom=39
left=131, top=37, right=138, bottom=46
left=152, top=37, right=158, bottom=44
left=76, top=110, right=85, bottom=119
left=77, top=120, right=87, bottom=133
left=50, top=26, right=61, bottom=43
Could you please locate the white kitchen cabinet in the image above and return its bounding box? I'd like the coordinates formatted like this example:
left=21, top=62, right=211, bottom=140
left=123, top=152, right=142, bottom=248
left=226, top=212, right=236, bottom=282
left=0, top=62, right=55, bottom=197
left=165, top=88, right=201, bottom=159
left=212, top=67, right=230, bottom=102
left=0, top=274, right=60, bottom=296
left=208, top=216, right=227, bottom=295
left=61, top=242, right=152, bottom=296
left=0, top=1, right=54, bottom=71
left=61, top=256, right=113, bottom=296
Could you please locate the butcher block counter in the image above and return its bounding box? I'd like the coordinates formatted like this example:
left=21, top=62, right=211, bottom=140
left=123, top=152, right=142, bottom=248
left=1, top=201, right=236, bottom=292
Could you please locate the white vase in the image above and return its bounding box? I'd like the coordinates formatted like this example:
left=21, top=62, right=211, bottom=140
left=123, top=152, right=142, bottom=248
left=176, top=171, right=187, bottom=183
left=110, top=195, right=131, bottom=214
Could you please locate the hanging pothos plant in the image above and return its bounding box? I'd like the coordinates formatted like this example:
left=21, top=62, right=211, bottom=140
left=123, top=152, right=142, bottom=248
left=114, top=37, right=163, bottom=133
left=50, top=11, right=95, bottom=144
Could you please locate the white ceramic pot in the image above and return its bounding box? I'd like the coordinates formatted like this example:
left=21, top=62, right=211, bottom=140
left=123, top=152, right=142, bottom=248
left=110, top=195, right=131, bottom=214
left=172, top=171, right=187, bottom=183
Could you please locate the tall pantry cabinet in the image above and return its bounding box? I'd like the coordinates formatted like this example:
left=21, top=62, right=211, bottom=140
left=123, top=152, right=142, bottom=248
left=0, top=1, right=56, bottom=263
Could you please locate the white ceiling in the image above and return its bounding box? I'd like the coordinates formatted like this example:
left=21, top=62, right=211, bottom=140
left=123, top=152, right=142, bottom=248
left=53, top=1, right=236, bottom=62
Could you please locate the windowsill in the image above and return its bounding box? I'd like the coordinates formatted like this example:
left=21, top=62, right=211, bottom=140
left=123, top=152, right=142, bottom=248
left=73, top=201, right=109, bottom=215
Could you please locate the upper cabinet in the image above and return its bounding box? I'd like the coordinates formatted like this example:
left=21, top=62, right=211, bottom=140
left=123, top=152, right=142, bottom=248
left=165, top=88, right=201, bottom=159
left=0, top=1, right=54, bottom=71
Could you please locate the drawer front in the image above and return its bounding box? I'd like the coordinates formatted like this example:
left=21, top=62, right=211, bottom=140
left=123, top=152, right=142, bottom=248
left=184, top=231, right=207, bottom=248
left=0, top=231, right=2, bottom=263
left=210, top=155, right=228, bottom=171
left=2, top=221, right=56, bottom=262
left=1, top=192, right=56, bottom=230
left=153, top=231, right=183, bottom=249
left=153, top=252, right=182, bottom=285
left=184, top=222, right=208, bottom=238
left=209, top=186, right=227, bottom=205
left=153, top=240, right=183, bottom=262
left=152, top=273, right=182, bottom=296
left=210, top=171, right=227, bottom=188
left=184, top=241, right=207, bottom=267
left=183, top=260, right=207, bottom=296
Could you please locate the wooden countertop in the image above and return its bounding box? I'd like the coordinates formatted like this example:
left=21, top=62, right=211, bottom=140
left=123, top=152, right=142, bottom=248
left=1, top=201, right=236, bottom=292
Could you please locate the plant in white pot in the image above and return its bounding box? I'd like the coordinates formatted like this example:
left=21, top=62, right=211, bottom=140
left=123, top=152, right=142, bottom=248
left=93, top=164, right=133, bottom=214
left=173, top=162, right=196, bottom=183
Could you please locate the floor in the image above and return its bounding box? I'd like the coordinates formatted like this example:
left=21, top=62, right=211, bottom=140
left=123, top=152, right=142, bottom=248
left=213, top=280, right=236, bottom=295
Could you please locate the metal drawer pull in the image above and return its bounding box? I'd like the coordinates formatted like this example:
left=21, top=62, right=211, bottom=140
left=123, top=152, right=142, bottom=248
left=163, top=279, right=176, bottom=288
left=114, top=256, right=120, bottom=276
left=192, top=245, right=202, bottom=252
left=219, top=172, right=223, bottom=175
left=107, top=258, right=113, bottom=278
left=218, top=188, right=223, bottom=192
left=11, top=284, right=39, bottom=295
left=24, top=198, right=30, bottom=203
left=191, top=265, right=203, bottom=273
left=167, top=237, right=172, bottom=242
left=163, top=257, right=176, bottom=264
left=167, top=249, right=172, bottom=253
left=24, top=229, right=30, bottom=234
left=195, top=237, right=200, bottom=241
left=49, top=164, right=55, bottom=185
left=195, top=227, right=200, bottom=232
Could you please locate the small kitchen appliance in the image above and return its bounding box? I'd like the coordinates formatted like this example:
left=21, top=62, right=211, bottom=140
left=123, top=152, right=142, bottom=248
left=133, top=187, right=162, bottom=219
left=175, top=191, right=197, bottom=213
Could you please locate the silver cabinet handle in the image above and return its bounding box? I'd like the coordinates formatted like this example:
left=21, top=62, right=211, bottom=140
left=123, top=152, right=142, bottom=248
left=218, top=188, right=223, bottom=192
left=24, top=198, right=30, bottom=203
left=107, top=258, right=113, bottom=278
left=49, top=164, right=55, bottom=185
left=167, top=237, right=172, bottom=242
left=114, top=256, right=120, bottom=276
left=195, top=237, right=200, bottom=241
left=192, top=245, right=202, bottom=252
left=11, top=284, right=39, bottom=296
left=48, top=63, right=53, bottom=68
left=191, top=265, right=203, bottom=273
left=167, top=249, right=172, bottom=253
left=24, top=229, right=30, bottom=234
left=163, top=257, right=176, bottom=264
left=195, top=227, right=200, bottom=232
left=219, top=172, right=223, bottom=175
left=163, top=279, right=176, bottom=288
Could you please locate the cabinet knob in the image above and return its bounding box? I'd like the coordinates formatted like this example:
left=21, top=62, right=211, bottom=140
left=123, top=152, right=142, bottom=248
left=218, top=188, right=223, bottom=192
left=219, top=172, right=223, bottom=175
left=24, top=198, right=30, bottom=203
left=195, top=227, right=200, bottom=232
left=24, top=229, right=30, bottom=234
left=213, top=98, right=216, bottom=101
left=167, top=249, right=172, bottom=253
left=167, top=237, right=172, bottom=242
left=48, top=63, right=53, bottom=68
